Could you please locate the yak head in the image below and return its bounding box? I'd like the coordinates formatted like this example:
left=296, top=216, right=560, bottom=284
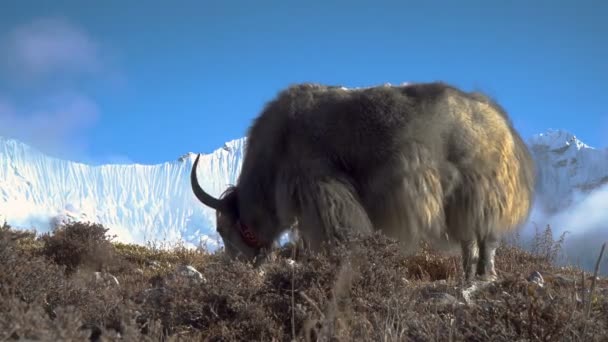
left=190, top=154, right=272, bottom=262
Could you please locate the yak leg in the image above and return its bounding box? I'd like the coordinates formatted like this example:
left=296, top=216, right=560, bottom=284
left=476, top=233, right=499, bottom=281
left=461, top=239, right=479, bottom=282
left=296, top=177, right=374, bottom=253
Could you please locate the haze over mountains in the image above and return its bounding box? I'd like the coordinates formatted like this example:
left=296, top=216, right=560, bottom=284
left=1, top=129, right=607, bottom=268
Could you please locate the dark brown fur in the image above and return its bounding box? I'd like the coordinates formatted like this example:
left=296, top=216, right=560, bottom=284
left=191, top=82, right=536, bottom=281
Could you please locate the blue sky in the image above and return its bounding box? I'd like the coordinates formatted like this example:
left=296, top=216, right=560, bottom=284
left=0, top=0, right=606, bottom=164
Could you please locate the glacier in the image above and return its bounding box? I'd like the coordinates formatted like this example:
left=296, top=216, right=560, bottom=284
left=1, top=129, right=607, bottom=259
left=0, top=135, right=246, bottom=249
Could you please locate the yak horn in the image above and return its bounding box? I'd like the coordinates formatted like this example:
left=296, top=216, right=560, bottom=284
left=191, top=153, right=224, bottom=210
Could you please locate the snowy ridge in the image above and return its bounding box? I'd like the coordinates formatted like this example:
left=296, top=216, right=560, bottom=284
left=1, top=129, right=607, bottom=251
left=0, top=136, right=246, bottom=249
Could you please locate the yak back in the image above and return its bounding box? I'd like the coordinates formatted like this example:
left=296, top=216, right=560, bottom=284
left=237, top=82, right=535, bottom=237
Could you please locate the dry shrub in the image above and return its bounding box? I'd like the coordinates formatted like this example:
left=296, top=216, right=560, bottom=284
left=39, top=221, right=117, bottom=274
left=0, top=222, right=606, bottom=341
left=528, top=223, right=569, bottom=265
left=0, top=298, right=91, bottom=341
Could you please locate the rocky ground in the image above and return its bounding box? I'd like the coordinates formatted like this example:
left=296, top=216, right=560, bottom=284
left=1, top=221, right=607, bottom=341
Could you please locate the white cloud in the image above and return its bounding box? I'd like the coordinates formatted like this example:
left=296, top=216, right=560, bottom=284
left=2, top=17, right=102, bottom=79
left=522, top=184, right=608, bottom=274
left=0, top=17, right=123, bottom=162
left=551, top=186, right=608, bottom=235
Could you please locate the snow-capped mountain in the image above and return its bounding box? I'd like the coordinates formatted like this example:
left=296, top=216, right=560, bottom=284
left=528, top=129, right=608, bottom=214
left=1, top=129, right=606, bottom=252
left=0, top=136, right=246, bottom=249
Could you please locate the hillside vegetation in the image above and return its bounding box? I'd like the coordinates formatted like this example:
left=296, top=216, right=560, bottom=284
left=1, top=221, right=606, bottom=341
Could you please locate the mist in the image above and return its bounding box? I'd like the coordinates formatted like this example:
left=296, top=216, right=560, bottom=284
left=521, top=184, right=608, bottom=275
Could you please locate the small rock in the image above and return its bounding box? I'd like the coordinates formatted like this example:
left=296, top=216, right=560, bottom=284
left=527, top=271, right=544, bottom=287
left=176, top=265, right=206, bottom=284
left=135, top=268, right=145, bottom=275
left=426, top=292, right=463, bottom=306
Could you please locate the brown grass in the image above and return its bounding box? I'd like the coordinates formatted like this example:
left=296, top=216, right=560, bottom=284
left=1, top=221, right=606, bottom=341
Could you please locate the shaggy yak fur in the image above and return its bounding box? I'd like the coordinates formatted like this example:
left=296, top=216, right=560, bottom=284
left=191, top=82, right=536, bottom=281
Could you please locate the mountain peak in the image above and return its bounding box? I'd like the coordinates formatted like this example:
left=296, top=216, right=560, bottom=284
left=527, top=129, right=607, bottom=214
left=529, top=129, right=591, bottom=151
left=222, top=137, right=247, bottom=153
left=177, top=152, right=196, bottom=163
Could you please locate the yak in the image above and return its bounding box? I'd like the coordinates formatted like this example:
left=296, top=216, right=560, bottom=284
left=190, top=82, right=536, bottom=281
